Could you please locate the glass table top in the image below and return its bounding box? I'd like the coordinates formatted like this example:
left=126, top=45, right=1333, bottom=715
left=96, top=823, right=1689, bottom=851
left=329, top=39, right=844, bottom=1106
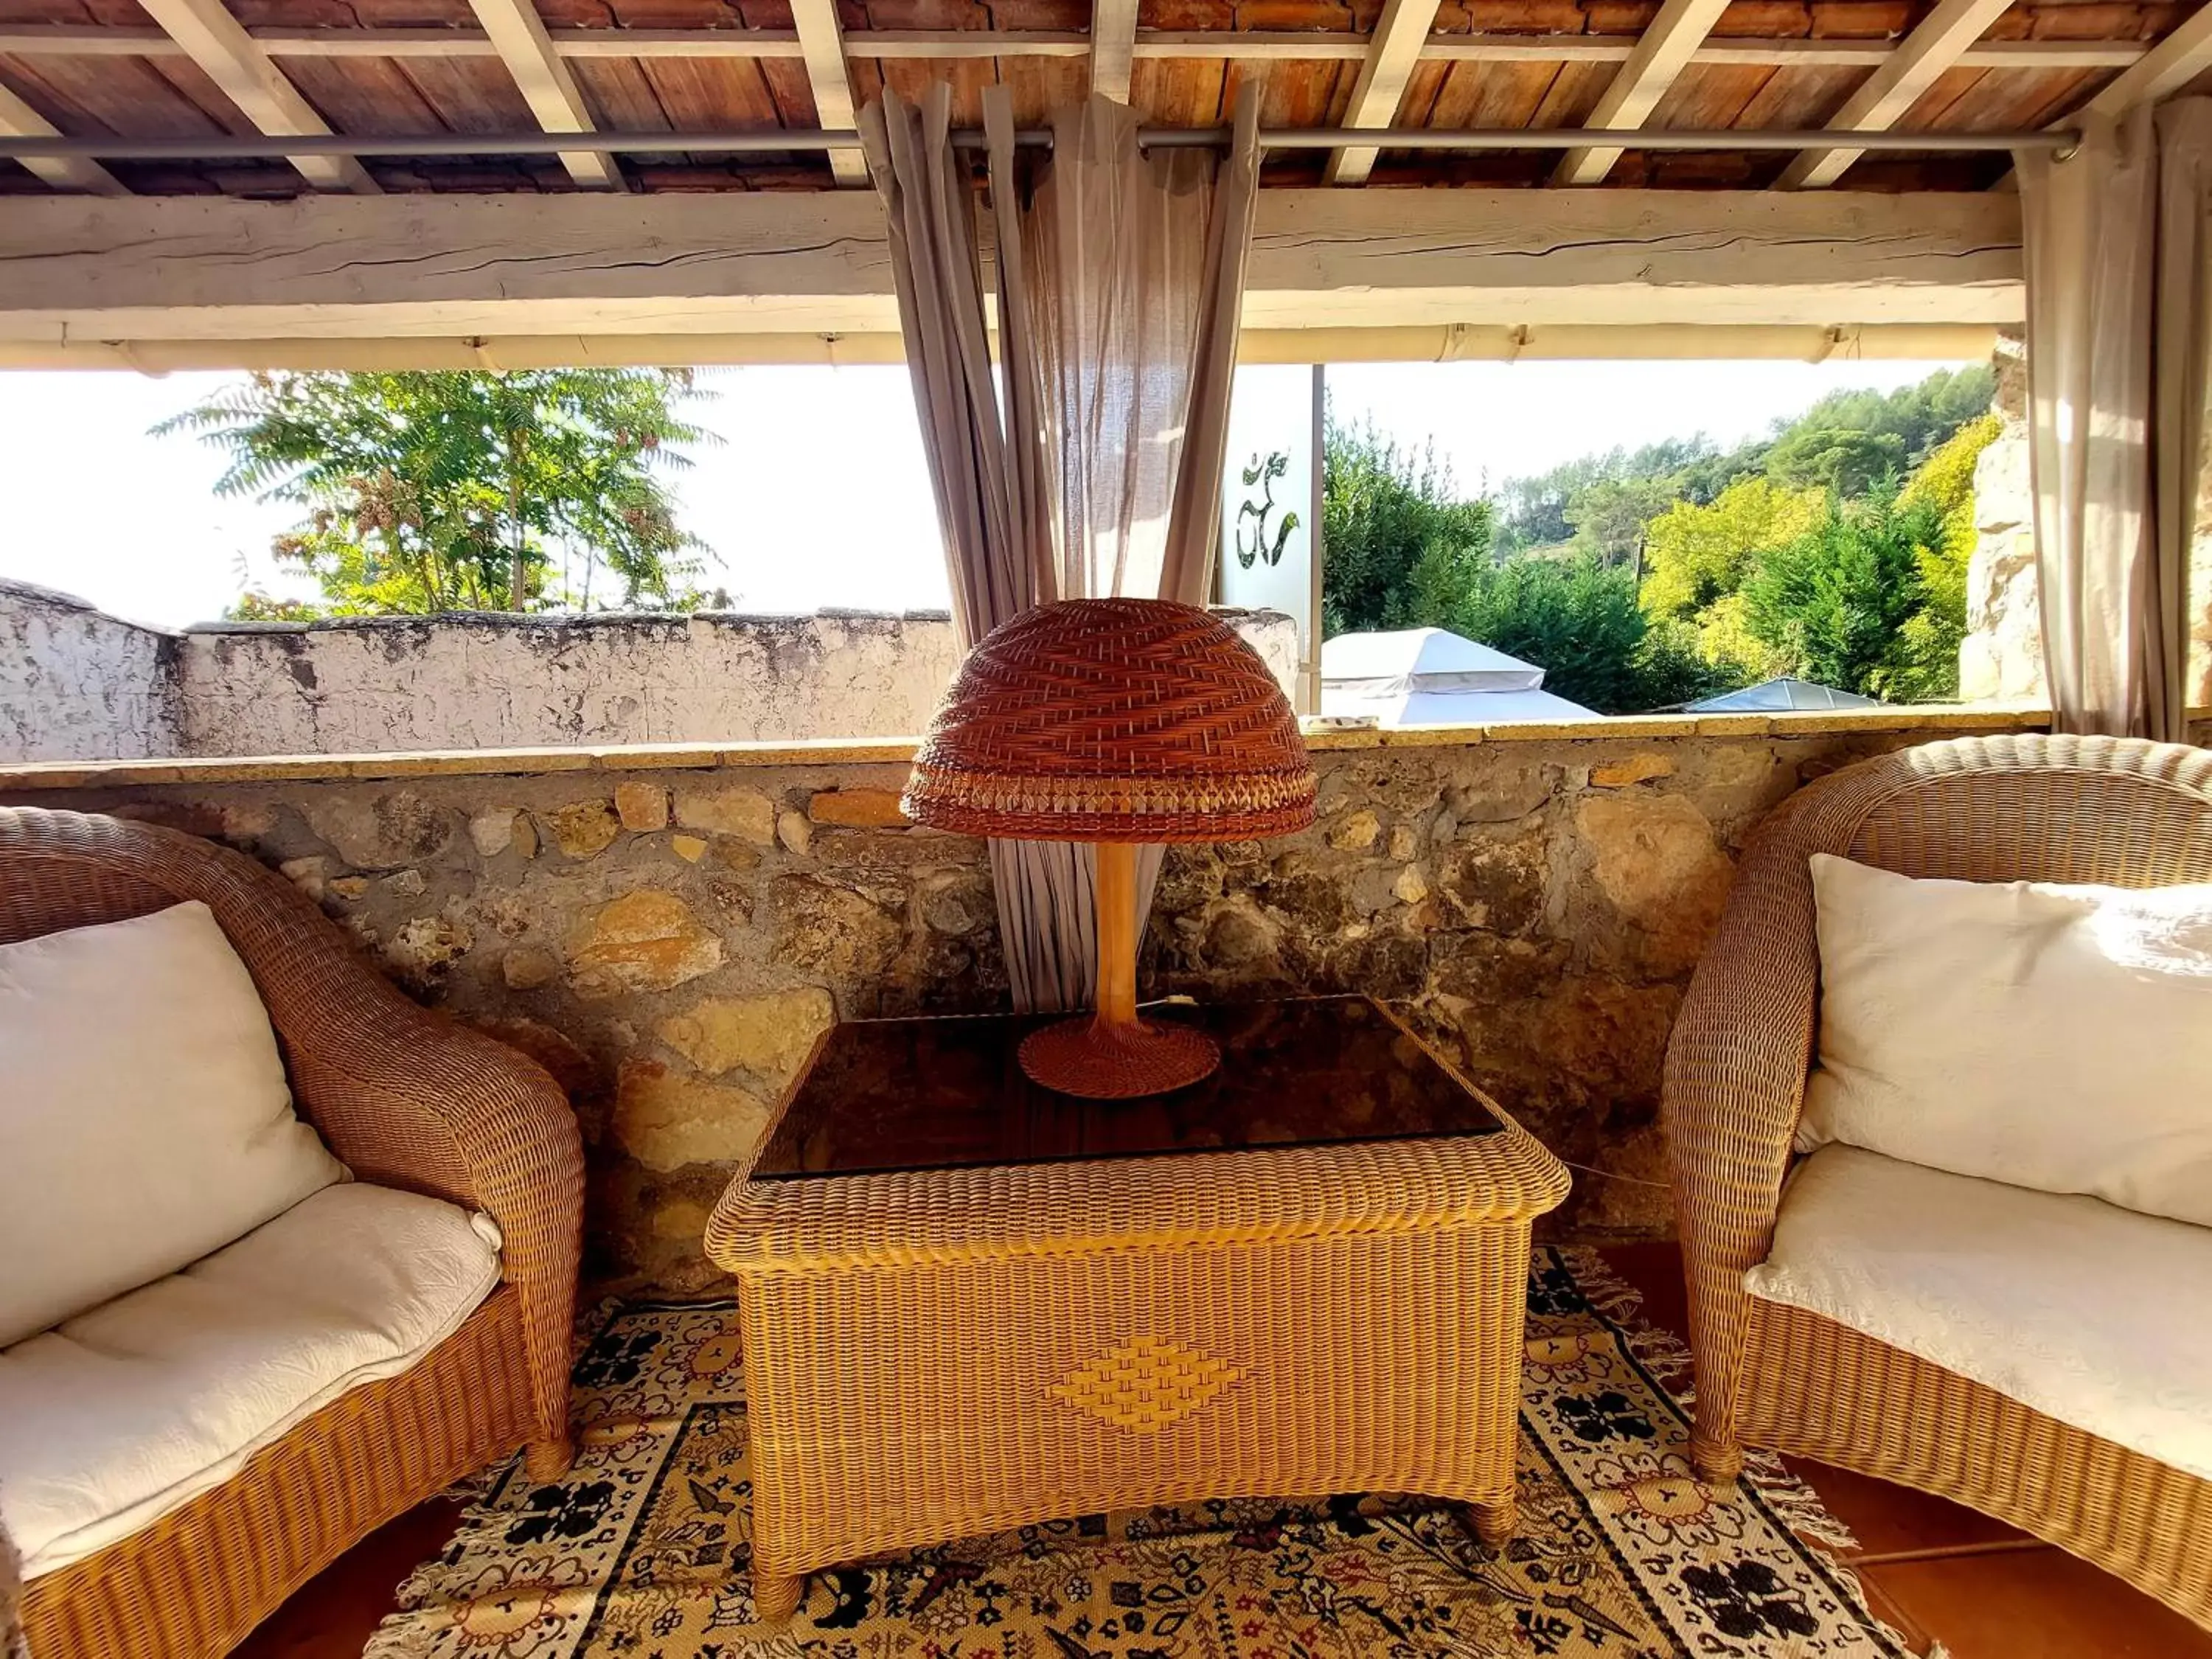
left=750, top=994, right=1503, bottom=1181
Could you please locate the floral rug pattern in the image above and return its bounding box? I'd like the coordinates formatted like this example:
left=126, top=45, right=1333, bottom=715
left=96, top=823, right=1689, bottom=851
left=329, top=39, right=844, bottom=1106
left=366, top=1248, right=1915, bottom=1659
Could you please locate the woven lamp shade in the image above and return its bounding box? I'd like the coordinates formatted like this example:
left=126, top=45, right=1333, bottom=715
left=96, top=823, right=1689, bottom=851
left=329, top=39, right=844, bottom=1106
left=902, top=599, right=1317, bottom=844
left=904, top=599, right=1315, bottom=1101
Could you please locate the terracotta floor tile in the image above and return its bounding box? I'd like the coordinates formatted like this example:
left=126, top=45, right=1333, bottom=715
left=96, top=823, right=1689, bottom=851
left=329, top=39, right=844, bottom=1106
left=1863, top=1545, right=2212, bottom=1659
left=1776, top=1458, right=2028, bottom=1561
left=232, top=1498, right=464, bottom=1659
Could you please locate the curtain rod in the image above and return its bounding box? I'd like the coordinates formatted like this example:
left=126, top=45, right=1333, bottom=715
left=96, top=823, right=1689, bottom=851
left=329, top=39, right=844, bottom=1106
left=0, top=126, right=2079, bottom=163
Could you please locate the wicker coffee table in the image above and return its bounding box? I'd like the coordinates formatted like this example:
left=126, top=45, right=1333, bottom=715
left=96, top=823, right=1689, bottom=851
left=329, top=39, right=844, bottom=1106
left=705, top=995, right=1570, bottom=1622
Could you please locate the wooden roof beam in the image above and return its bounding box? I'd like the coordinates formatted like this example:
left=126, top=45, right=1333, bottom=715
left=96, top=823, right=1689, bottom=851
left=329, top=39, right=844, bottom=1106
left=1092, top=0, right=1138, bottom=101
left=1776, top=0, right=2014, bottom=189
left=1324, top=0, right=1446, bottom=185
left=0, top=82, right=126, bottom=193
left=133, top=0, right=375, bottom=192
left=790, top=0, right=864, bottom=184
left=0, top=24, right=2159, bottom=72
left=466, top=0, right=620, bottom=188
left=1553, top=0, right=1731, bottom=186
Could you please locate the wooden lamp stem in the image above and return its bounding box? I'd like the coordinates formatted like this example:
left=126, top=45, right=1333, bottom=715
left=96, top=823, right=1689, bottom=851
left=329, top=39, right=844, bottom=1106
left=1093, top=841, right=1139, bottom=1030
left=1014, top=840, right=1222, bottom=1099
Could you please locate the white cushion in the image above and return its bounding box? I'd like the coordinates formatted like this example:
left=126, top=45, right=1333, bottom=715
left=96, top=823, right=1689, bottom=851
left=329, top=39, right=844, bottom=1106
left=0, top=900, right=349, bottom=1346
left=1747, top=1144, right=2212, bottom=1482
left=1798, top=853, right=2212, bottom=1227
left=0, top=1183, right=503, bottom=1579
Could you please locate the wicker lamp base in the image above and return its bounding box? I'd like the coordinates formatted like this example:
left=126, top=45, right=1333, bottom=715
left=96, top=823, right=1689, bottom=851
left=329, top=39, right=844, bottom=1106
left=1018, top=1014, right=1220, bottom=1099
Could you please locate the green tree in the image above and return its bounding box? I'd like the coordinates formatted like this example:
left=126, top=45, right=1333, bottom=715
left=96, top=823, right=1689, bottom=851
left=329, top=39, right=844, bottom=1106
left=156, top=369, right=714, bottom=617
left=1741, top=484, right=1949, bottom=697
left=1402, top=541, right=1739, bottom=714
left=1564, top=474, right=1677, bottom=566
left=1320, top=415, right=1494, bottom=636
left=1763, top=425, right=1908, bottom=497
left=1641, top=476, right=1826, bottom=624
left=1886, top=413, right=2002, bottom=701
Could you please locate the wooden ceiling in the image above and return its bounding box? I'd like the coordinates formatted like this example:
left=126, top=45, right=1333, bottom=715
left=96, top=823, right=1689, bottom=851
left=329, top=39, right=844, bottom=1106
left=1, top=0, right=2205, bottom=196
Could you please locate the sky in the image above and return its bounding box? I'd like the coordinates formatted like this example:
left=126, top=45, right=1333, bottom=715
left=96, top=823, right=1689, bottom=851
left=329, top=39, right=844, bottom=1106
left=0, top=356, right=1960, bottom=630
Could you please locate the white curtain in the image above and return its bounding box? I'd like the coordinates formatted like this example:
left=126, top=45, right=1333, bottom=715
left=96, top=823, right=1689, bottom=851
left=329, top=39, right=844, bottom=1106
left=2017, top=102, right=2212, bottom=741
left=862, top=84, right=1262, bottom=1011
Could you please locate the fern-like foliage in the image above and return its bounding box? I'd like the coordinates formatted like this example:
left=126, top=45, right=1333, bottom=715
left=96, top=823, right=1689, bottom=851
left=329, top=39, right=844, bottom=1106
left=158, top=369, right=717, bottom=616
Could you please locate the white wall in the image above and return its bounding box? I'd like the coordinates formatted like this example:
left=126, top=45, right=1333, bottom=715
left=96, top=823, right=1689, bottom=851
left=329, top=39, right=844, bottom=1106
left=0, top=580, right=178, bottom=761
left=0, top=591, right=1301, bottom=761
left=174, top=611, right=965, bottom=755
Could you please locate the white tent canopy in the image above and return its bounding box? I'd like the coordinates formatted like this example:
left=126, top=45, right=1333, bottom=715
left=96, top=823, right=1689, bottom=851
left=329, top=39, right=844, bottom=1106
left=1321, top=627, right=1604, bottom=726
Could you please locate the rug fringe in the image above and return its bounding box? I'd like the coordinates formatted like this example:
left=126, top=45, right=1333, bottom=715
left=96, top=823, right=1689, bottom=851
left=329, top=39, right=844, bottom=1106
left=1553, top=1247, right=1695, bottom=1394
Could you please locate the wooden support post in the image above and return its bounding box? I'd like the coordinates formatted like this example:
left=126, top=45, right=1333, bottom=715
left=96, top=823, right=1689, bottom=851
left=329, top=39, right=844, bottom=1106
left=1324, top=0, right=1445, bottom=186
left=1776, top=0, right=2014, bottom=189
left=133, top=0, right=376, bottom=193
left=1553, top=0, right=1729, bottom=187
left=466, top=0, right=622, bottom=189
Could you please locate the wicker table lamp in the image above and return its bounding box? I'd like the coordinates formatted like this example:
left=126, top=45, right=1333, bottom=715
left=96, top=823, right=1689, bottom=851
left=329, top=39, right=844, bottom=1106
left=902, top=598, right=1318, bottom=1099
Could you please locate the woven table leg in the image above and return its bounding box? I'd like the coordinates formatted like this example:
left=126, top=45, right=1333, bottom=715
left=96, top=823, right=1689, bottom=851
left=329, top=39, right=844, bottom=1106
left=753, top=1566, right=806, bottom=1624
left=1467, top=1495, right=1517, bottom=1550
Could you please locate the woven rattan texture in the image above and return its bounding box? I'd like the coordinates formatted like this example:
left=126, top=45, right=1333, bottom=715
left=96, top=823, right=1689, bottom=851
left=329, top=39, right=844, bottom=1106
left=1739, top=1301, right=2212, bottom=1626
left=732, top=1226, right=1534, bottom=1608
left=0, top=807, right=585, bottom=1658
left=709, top=1044, right=1566, bottom=1616
left=1659, top=734, right=2212, bottom=1633
left=902, top=599, right=1317, bottom=843
left=22, top=1292, right=535, bottom=1659
left=710, top=1127, right=1571, bottom=1272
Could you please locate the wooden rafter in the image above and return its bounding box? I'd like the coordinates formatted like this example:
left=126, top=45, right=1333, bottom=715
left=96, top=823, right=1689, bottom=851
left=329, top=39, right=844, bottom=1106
left=133, top=0, right=375, bottom=192
left=0, top=24, right=2159, bottom=72
left=0, top=81, right=125, bottom=193
left=790, top=0, right=865, bottom=184
left=1324, top=0, right=1446, bottom=185
left=465, top=0, right=619, bottom=188
left=1092, top=0, right=1138, bottom=101
left=1553, top=0, right=1731, bottom=186
left=1775, top=0, right=2014, bottom=189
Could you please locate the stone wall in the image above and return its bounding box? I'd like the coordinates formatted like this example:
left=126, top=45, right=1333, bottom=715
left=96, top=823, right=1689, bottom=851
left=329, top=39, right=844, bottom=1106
left=1961, top=340, right=2212, bottom=706
left=1, top=715, right=2039, bottom=1295
left=0, top=580, right=178, bottom=762
left=0, top=590, right=1299, bottom=762
left=173, top=611, right=964, bottom=757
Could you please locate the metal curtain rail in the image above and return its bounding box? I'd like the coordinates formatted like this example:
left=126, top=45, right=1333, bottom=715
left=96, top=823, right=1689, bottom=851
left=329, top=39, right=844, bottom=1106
left=0, top=125, right=2079, bottom=161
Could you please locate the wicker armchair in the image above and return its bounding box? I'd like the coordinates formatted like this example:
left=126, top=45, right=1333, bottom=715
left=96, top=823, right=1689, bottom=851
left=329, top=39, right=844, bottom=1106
left=1663, top=734, right=2212, bottom=1632
left=3, top=806, right=584, bottom=1659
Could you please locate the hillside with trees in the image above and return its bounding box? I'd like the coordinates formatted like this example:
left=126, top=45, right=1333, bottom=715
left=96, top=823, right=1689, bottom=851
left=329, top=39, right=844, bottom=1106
left=1322, top=364, right=2000, bottom=713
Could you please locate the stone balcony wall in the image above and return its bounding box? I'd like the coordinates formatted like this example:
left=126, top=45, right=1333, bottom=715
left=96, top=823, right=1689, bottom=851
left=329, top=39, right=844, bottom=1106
left=0, top=580, right=180, bottom=762
left=1, top=712, right=2045, bottom=1295
left=0, top=590, right=1301, bottom=763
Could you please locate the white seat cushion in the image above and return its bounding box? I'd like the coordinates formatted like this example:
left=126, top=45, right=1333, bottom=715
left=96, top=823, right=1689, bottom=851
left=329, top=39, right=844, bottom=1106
left=1746, top=1145, right=2212, bottom=1483
left=0, top=1183, right=502, bottom=1579
left=0, top=900, right=349, bottom=1346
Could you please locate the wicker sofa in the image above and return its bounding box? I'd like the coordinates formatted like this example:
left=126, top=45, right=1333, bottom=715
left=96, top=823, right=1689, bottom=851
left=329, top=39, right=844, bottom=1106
left=1, top=807, right=584, bottom=1659
left=1663, top=733, right=2212, bottom=1632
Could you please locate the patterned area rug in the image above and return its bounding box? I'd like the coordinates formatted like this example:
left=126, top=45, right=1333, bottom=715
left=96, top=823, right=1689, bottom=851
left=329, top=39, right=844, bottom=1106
left=366, top=1248, right=1917, bottom=1659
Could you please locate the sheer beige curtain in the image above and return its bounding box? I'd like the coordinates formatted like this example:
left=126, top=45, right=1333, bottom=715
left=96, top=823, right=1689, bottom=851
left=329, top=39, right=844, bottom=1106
left=2017, top=101, right=2212, bottom=741
left=862, top=83, right=1262, bottom=1012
